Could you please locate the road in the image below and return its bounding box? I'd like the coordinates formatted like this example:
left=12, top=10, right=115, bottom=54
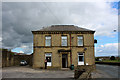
left=91, top=64, right=119, bottom=78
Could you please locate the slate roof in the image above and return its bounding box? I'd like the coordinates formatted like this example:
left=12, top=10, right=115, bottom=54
left=32, top=25, right=95, bottom=32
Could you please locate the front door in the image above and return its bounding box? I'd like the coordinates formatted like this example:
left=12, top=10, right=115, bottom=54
left=62, top=54, right=68, bottom=68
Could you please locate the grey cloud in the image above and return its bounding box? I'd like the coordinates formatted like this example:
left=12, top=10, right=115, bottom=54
left=2, top=2, right=117, bottom=53
left=20, top=43, right=33, bottom=54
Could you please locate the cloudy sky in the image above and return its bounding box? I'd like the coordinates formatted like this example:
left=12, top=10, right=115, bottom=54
left=2, top=1, right=119, bottom=56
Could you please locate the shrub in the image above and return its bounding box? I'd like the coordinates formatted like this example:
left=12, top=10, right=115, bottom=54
left=110, top=56, right=115, bottom=60
left=95, top=57, right=99, bottom=61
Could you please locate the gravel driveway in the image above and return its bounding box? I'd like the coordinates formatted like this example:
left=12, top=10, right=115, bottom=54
left=2, top=66, right=74, bottom=78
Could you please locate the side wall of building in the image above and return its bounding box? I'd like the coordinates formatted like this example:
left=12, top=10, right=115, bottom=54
left=33, top=33, right=95, bottom=69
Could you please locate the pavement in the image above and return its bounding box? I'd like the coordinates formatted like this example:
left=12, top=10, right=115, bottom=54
left=2, top=66, right=74, bottom=78
left=91, top=64, right=119, bottom=78
left=2, top=64, right=120, bottom=79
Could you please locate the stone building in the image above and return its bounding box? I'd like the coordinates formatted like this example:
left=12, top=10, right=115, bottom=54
left=1, top=49, right=14, bottom=67
left=32, top=25, right=95, bottom=69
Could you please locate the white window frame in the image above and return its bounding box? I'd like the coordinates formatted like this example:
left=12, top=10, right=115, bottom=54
left=61, top=36, right=67, bottom=46
left=45, top=36, right=51, bottom=46
left=78, top=52, right=84, bottom=65
left=77, top=36, right=83, bottom=46
left=45, top=53, right=52, bottom=66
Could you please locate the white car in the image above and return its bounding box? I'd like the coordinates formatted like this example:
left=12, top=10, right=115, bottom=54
left=20, top=60, right=27, bottom=66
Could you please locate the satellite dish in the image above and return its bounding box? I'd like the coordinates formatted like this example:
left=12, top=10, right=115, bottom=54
left=84, top=48, right=87, bottom=51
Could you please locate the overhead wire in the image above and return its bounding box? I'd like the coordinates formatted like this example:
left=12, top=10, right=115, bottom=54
left=41, top=2, right=61, bottom=24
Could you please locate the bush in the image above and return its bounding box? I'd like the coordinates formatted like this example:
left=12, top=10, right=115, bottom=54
left=95, top=57, right=99, bottom=61
left=110, top=56, right=115, bottom=60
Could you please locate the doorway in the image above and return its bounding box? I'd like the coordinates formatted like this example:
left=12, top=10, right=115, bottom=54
left=62, top=54, right=68, bottom=68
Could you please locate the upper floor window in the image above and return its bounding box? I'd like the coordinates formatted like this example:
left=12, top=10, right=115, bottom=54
left=45, top=36, right=51, bottom=46
left=77, top=36, right=83, bottom=46
left=61, top=36, right=67, bottom=46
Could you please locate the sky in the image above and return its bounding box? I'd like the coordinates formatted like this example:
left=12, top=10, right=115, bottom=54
left=2, top=1, right=119, bottom=57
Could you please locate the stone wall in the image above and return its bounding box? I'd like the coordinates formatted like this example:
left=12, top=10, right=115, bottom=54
left=2, top=49, right=14, bottom=67
left=14, top=55, right=33, bottom=66
left=78, top=69, right=92, bottom=80
left=76, top=65, right=96, bottom=71
left=74, top=65, right=96, bottom=79
left=1, top=48, right=33, bottom=67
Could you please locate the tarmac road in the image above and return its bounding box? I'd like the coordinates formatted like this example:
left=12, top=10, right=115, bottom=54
left=91, top=64, right=119, bottom=78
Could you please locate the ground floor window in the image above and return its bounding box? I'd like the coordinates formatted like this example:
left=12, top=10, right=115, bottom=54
left=45, top=53, right=52, bottom=66
left=78, top=52, right=84, bottom=65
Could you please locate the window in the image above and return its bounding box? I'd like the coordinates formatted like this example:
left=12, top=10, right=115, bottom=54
left=78, top=52, right=84, bottom=65
left=77, top=36, right=83, bottom=46
left=45, top=36, right=51, bottom=46
left=45, top=53, right=52, bottom=66
left=61, top=36, right=67, bottom=46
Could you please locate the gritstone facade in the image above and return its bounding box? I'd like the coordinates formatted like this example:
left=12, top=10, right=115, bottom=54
left=32, top=25, right=95, bottom=69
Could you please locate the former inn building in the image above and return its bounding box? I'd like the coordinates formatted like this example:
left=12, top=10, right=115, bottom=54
left=32, top=25, right=95, bottom=69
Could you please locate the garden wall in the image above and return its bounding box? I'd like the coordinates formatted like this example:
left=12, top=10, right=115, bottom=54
left=74, top=65, right=96, bottom=79
left=2, top=49, right=33, bottom=67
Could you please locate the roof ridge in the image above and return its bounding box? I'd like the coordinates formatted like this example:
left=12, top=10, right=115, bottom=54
left=76, top=26, right=94, bottom=31
left=32, top=25, right=95, bottom=32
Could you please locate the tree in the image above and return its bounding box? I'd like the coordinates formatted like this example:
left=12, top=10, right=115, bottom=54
left=95, top=57, right=99, bottom=61
left=110, top=56, right=115, bottom=60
